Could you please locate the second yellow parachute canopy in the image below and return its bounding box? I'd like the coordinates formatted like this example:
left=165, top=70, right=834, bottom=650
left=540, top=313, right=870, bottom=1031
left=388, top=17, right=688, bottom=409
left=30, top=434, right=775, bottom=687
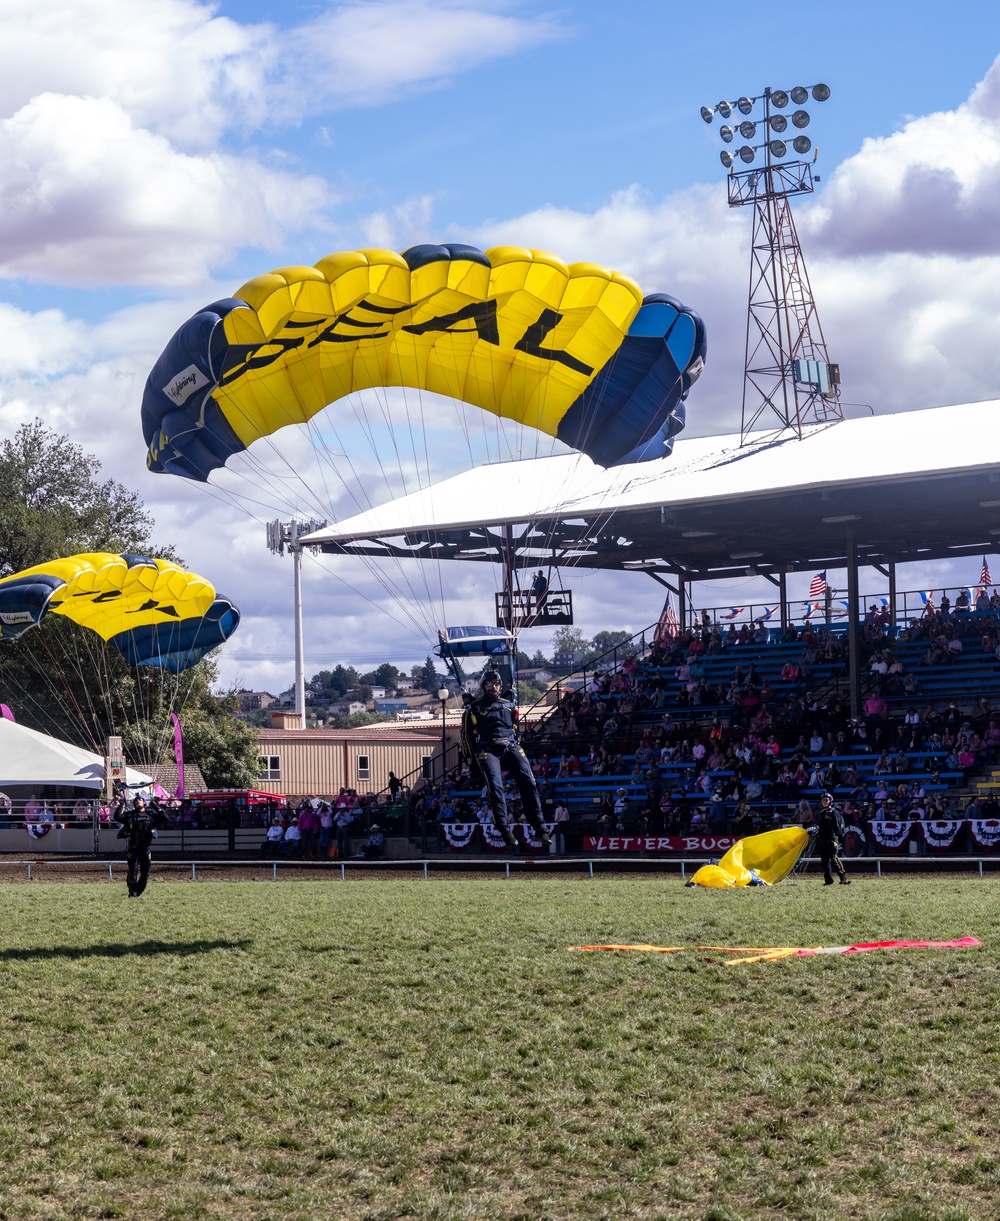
left=687, top=827, right=810, bottom=888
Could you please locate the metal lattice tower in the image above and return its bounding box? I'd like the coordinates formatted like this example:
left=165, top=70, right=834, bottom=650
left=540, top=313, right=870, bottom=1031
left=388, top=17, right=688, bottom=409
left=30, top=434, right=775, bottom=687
left=701, top=84, right=843, bottom=444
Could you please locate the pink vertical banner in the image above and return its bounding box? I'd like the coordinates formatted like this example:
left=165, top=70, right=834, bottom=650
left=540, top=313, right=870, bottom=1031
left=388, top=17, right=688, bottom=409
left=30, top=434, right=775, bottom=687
left=170, top=712, right=185, bottom=799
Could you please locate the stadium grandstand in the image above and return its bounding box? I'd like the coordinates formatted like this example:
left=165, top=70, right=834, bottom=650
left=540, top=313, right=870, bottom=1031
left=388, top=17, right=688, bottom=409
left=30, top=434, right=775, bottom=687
left=301, top=400, right=1000, bottom=860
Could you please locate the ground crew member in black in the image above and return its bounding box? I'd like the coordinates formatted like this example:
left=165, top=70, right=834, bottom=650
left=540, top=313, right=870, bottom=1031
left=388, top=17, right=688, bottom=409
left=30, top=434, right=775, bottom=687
left=462, top=669, right=551, bottom=851
left=115, top=796, right=165, bottom=897
left=816, top=791, right=850, bottom=885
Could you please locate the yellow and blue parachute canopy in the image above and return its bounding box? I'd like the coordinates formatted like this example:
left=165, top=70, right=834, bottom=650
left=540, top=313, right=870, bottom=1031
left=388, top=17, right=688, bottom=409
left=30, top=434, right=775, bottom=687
left=142, top=243, right=707, bottom=481
left=687, top=826, right=810, bottom=888
left=0, top=553, right=239, bottom=674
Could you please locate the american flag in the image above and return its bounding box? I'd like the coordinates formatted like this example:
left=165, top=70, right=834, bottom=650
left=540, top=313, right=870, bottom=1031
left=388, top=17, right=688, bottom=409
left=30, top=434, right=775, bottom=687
left=981, top=557, right=993, bottom=588
left=653, top=593, right=680, bottom=644
left=808, top=571, right=827, bottom=599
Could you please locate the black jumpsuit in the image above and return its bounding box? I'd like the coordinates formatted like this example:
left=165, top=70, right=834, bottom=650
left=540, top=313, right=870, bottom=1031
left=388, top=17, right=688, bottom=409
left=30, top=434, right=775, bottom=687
left=117, top=810, right=157, bottom=897
left=462, top=691, right=548, bottom=846
left=816, top=803, right=849, bottom=884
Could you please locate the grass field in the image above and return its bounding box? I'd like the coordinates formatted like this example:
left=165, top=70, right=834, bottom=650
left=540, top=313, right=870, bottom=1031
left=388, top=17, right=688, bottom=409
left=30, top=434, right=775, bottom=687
left=0, top=872, right=997, bottom=1221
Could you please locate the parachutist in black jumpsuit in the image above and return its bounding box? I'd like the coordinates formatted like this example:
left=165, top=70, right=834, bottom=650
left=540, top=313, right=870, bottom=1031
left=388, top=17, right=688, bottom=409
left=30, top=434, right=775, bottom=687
left=462, top=672, right=551, bottom=851
left=816, top=792, right=850, bottom=885
left=115, top=799, right=166, bottom=897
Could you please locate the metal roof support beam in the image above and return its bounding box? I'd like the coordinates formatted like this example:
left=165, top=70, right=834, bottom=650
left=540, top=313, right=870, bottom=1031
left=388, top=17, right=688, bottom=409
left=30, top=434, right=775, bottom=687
left=846, top=534, right=861, bottom=721
left=644, top=572, right=681, bottom=596
left=779, top=571, right=787, bottom=633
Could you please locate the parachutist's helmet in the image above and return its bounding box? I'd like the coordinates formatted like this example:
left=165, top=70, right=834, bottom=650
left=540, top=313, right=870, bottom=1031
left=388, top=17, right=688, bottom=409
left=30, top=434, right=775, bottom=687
left=480, top=669, right=502, bottom=689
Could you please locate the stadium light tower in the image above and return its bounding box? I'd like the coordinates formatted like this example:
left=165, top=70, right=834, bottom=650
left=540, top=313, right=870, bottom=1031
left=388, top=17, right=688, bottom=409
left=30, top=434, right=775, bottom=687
left=701, top=84, right=844, bottom=443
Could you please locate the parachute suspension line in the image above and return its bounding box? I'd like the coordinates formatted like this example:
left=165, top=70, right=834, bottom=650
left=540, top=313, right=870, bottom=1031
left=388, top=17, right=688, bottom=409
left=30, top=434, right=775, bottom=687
left=210, top=405, right=442, bottom=649
left=0, top=646, right=90, bottom=746
left=196, top=476, right=432, bottom=643
left=40, top=616, right=117, bottom=756
left=210, top=351, right=447, bottom=643
left=34, top=622, right=104, bottom=756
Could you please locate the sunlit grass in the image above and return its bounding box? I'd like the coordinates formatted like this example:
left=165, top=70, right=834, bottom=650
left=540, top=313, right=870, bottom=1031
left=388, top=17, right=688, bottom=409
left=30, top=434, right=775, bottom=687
left=0, top=874, right=996, bottom=1219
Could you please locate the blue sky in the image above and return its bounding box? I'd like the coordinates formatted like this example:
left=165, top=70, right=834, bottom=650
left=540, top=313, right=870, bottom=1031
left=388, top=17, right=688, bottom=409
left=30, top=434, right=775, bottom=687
left=3, top=0, right=1000, bottom=693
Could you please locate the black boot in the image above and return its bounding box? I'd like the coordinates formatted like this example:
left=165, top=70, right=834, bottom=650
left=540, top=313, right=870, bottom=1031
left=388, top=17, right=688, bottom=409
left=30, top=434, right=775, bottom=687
left=527, top=819, right=552, bottom=848
left=496, top=820, right=517, bottom=850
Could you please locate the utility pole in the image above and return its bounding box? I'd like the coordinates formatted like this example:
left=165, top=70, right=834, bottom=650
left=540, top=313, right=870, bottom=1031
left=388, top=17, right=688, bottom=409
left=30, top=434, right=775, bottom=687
left=266, top=519, right=326, bottom=730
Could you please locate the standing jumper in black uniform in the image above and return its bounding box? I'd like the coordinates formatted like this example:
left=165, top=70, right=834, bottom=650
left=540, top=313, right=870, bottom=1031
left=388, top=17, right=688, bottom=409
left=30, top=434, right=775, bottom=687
left=115, top=797, right=167, bottom=897
left=462, top=669, right=551, bottom=851
left=815, top=791, right=850, bottom=885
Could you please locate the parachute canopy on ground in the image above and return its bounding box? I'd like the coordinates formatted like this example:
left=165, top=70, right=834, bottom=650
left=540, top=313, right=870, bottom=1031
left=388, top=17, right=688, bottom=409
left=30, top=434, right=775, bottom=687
left=142, top=244, right=707, bottom=481
left=687, top=826, right=809, bottom=888
left=0, top=553, right=239, bottom=674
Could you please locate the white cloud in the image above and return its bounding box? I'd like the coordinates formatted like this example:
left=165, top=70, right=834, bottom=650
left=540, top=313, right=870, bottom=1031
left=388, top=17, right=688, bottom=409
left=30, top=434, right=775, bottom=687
left=0, top=93, right=330, bottom=285
left=273, top=1, right=564, bottom=116
left=0, top=1, right=562, bottom=286
left=806, top=55, right=1000, bottom=257
left=0, top=0, right=563, bottom=147
left=10, top=52, right=1000, bottom=690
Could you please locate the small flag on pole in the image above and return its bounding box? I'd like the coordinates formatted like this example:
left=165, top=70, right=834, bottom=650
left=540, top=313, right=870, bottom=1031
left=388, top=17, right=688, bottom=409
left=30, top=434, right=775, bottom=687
left=981, top=557, right=992, bottom=588
left=808, top=571, right=827, bottom=599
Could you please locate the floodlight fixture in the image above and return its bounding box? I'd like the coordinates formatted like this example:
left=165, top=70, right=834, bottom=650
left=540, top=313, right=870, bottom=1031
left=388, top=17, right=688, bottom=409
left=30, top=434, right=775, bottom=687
left=770, top=113, right=788, bottom=133
left=739, top=145, right=755, bottom=163
left=737, top=96, right=754, bottom=115
left=769, top=139, right=787, bottom=158
left=770, top=89, right=789, bottom=109
left=791, top=109, right=810, bottom=129
left=790, top=86, right=809, bottom=104
left=812, top=83, right=831, bottom=102
left=720, top=150, right=734, bottom=168
left=720, top=124, right=734, bottom=143
left=717, top=100, right=733, bottom=118
left=738, top=120, right=756, bottom=139
left=792, top=134, right=812, bottom=154
left=701, top=105, right=715, bottom=123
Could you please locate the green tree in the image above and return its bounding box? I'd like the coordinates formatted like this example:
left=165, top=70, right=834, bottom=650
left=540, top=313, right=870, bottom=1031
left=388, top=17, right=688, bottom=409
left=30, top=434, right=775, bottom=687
left=517, top=679, right=547, bottom=707
left=174, top=680, right=261, bottom=788
left=0, top=421, right=248, bottom=790
left=0, top=420, right=166, bottom=577
left=588, top=630, right=632, bottom=662
left=416, top=656, right=439, bottom=691
left=530, top=648, right=550, bottom=667
left=551, top=627, right=590, bottom=660
left=361, top=663, right=400, bottom=692
left=306, top=665, right=358, bottom=701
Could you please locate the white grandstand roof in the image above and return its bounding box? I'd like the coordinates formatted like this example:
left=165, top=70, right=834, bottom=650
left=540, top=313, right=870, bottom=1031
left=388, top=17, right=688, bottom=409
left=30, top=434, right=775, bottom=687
left=304, top=399, right=1000, bottom=546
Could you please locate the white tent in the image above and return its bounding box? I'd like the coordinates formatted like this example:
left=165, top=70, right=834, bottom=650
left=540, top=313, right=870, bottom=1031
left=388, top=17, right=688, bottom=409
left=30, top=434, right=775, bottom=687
left=0, top=719, right=152, bottom=790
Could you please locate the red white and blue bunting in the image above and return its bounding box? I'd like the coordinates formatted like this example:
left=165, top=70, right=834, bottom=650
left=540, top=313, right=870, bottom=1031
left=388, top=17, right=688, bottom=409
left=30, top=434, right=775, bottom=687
left=968, top=819, right=1000, bottom=849
left=441, top=822, right=555, bottom=851
left=440, top=822, right=478, bottom=850
left=920, top=820, right=964, bottom=851
left=866, top=821, right=913, bottom=852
